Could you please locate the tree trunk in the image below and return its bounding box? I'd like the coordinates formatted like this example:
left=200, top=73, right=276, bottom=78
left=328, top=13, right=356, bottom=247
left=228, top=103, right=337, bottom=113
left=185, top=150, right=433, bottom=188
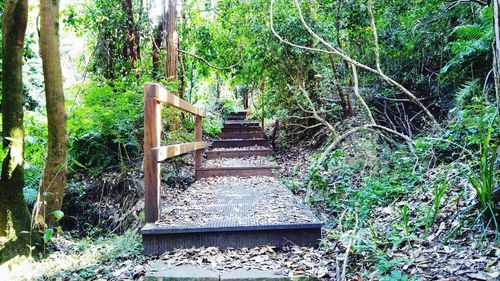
left=178, top=42, right=186, bottom=99
left=328, top=54, right=352, bottom=117
left=243, top=92, right=249, bottom=109
left=136, top=0, right=143, bottom=60
left=166, top=0, right=178, bottom=82
left=271, top=120, right=280, bottom=151
left=0, top=0, right=32, bottom=262
left=37, top=0, right=68, bottom=229
left=122, top=0, right=138, bottom=68
left=260, top=77, right=267, bottom=128
left=493, top=0, right=500, bottom=111
left=178, top=9, right=187, bottom=99
left=152, top=21, right=164, bottom=77
left=216, top=73, right=221, bottom=101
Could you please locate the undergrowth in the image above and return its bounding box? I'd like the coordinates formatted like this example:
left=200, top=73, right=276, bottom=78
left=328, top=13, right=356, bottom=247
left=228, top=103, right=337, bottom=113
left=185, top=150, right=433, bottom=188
left=1, top=231, right=144, bottom=280
left=300, top=101, right=499, bottom=279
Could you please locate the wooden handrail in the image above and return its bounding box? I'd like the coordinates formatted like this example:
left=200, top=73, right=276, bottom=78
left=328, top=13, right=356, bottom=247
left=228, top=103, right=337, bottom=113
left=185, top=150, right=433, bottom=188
left=145, top=83, right=206, bottom=117
left=152, top=142, right=208, bottom=162
left=143, top=83, right=207, bottom=223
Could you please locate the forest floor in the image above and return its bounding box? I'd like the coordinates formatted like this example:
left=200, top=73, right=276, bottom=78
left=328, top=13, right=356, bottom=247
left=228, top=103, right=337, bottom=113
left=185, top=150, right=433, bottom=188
left=1, top=138, right=499, bottom=280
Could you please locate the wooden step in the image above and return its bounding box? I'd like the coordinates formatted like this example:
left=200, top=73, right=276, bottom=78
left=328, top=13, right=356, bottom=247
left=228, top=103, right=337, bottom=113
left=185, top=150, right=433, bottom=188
left=195, top=166, right=279, bottom=179
left=224, top=124, right=259, bottom=129
left=223, top=123, right=259, bottom=129
left=233, top=111, right=248, bottom=115
left=224, top=119, right=259, bottom=125
left=206, top=149, right=273, bottom=159
left=141, top=177, right=322, bottom=255
left=220, top=131, right=266, bottom=140
left=143, top=223, right=321, bottom=255
left=227, top=115, right=246, bottom=120
left=212, top=139, right=269, bottom=148
left=221, top=127, right=262, bottom=134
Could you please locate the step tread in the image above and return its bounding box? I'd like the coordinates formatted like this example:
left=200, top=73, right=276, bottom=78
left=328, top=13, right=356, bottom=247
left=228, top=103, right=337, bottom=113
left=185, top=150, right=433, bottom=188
left=142, top=176, right=321, bottom=234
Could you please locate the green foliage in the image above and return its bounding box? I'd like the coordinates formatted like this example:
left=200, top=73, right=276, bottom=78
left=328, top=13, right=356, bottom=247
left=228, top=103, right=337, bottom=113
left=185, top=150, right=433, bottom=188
left=202, top=113, right=223, bottom=138
left=440, top=7, right=493, bottom=81
left=68, top=76, right=144, bottom=175
left=23, top=187, right=38, bottom=205
left=379, top=270, right=413, bottom=281
left=219, top=97, right=236, bottom=118
left=454, top=79, right=482, bottom=109
left=400, top=204, right=410, bottom=236
left=52, top=210, right=64, bottom=222
left=465, top=112, right=498, bottom=221
left=446, top=104, right=499, bottom=149
left=63, top=0, right=134, bottom=77
left=43, top=228, right=53, bottom=244
left=309, top=146, right=418, bottom=223
left=425, top=174, right=449, bottom=235
left=22, top=112, right=48, bottom=204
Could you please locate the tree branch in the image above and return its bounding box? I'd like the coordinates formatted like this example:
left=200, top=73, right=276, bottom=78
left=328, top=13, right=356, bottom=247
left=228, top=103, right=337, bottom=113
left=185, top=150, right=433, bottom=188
left=269, top=0, right=438, bottom=124
left=351, top=64, right=375, bottom=124
left=368, top=0, right=382, bottom=73
left=178, top=49, right=239, bottom=71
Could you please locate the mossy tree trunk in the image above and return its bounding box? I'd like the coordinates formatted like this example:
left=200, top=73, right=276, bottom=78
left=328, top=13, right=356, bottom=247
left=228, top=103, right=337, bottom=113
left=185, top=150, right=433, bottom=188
left=36, top=0, right=68, bottom=229
left=0, top=0, right=32, bottom=262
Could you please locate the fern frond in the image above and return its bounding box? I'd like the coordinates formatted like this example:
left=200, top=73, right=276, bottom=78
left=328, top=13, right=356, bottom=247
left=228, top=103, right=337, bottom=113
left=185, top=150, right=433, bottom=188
left=451, top=24, right=484, bottom=41
left=455, top=79, right=481, bottom=108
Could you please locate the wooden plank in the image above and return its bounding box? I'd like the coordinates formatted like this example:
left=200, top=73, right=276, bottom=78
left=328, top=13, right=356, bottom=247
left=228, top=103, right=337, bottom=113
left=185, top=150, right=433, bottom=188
left=152, top=142, right=207, bottom=162
left=205, top=149, right=272, bottom=159
left=194, top=115, right=203, bottom=169
left=220, top=131, right=266, bottom=140
left=145, top=83, right=206, bottom=117
left=144, top=84, right=162, bottom=223
left=143, top=227, right=322, bottom=255
left=195, top=166, right=279, bottom=179
left=211, top=139, right=269, bottom=148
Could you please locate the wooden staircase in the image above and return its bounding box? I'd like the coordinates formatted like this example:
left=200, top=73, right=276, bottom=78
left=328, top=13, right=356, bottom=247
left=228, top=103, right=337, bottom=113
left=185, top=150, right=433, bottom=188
left=140, top=84, right=322, bottom=256
left=196, top=113, right=277, bottom=179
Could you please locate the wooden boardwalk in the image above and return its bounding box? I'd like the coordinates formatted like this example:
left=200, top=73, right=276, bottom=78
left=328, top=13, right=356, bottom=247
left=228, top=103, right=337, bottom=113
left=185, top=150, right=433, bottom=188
left=141, top=108, right=322, bottom=255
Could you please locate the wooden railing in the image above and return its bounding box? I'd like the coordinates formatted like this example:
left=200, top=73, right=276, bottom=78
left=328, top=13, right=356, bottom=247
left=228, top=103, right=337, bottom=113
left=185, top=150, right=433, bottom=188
left=143, top=83, right=207, bottom=223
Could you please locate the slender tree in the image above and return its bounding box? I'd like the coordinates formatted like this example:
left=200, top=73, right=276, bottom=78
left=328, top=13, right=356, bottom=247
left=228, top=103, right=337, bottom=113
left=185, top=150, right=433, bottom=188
left=36, top=0, right=68, bottom=228
left=152, top=24, right=165, bottom=76
left=122, top=0, right=138, bottom=67
left=152, top=0, right=166, bottom=77
left=0, top=0, right=31, bottom=262
left=136, top=0, right=144, bottom=60
left=493, top=0, right=500, bottom=111
left=166, top=0, right=178, bottom=82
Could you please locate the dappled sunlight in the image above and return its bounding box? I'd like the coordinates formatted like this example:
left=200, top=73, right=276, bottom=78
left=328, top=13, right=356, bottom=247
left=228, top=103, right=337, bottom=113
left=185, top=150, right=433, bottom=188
left=4, top=127, right=24, bottom=179
left=0, top=231, right=143, bottom=280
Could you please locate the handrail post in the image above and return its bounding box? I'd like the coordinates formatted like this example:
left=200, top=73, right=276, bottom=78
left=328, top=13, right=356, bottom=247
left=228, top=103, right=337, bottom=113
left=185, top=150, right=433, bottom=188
left=144, top=83, right=161, bottom=223
left=194, top=115, right=203, bottom=179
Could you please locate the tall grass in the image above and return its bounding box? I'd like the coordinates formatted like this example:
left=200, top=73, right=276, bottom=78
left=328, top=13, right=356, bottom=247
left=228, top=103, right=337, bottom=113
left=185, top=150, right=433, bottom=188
left=466, top=112, right=498, bottom=221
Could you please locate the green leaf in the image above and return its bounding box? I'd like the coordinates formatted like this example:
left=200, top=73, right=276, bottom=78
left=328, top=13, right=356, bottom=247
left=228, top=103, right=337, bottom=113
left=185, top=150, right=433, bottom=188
left=71, top=158, right=87, bottom=169
left=43, top=228, right=54, bottom=244
left=54, top=226, right=64, bottom=235
left=52, top=210, right=64, bottom=222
